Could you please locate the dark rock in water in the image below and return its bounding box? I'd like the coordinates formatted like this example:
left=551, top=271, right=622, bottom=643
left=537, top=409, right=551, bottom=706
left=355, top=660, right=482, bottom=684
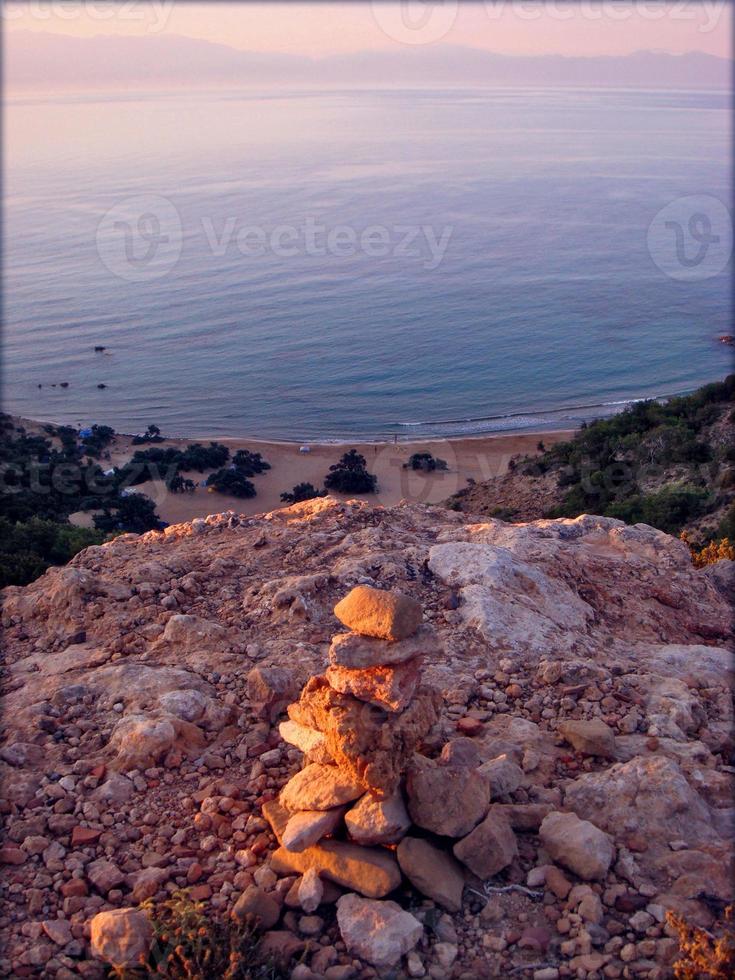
left=94, top=345, right=107, bottom=352
left=717, top=334, right=734, bottom=346
left=97, top=383, right=107, bottom=389
left=60, top=382, right=69, bottom=388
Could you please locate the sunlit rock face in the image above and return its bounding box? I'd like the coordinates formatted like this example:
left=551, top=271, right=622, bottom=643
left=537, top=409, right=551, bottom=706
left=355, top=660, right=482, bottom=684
left=1, top=497, right=732, bottom=976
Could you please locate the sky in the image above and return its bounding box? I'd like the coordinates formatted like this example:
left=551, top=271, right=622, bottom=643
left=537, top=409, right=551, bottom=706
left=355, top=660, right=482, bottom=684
left=4, top=1, right=732, bottom=58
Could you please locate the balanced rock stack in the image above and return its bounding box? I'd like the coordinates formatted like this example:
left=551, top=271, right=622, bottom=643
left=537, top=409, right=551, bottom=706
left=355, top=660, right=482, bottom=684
left=263, top=586, right=441, bottom=897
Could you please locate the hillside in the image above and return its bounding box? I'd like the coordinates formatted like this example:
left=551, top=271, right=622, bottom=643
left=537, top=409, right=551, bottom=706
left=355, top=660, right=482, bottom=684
left=447, top=377, right=735, bottom=548
left=1, top=497, right=733, bottom=977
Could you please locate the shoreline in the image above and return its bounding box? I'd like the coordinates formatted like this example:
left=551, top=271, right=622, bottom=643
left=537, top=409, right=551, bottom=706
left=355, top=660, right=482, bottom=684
left=11, top=415, right=576, bottom=524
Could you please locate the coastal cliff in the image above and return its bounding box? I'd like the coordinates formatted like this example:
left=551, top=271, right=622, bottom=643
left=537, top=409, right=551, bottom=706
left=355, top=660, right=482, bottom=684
left=1, top=497, right=733, bottom=977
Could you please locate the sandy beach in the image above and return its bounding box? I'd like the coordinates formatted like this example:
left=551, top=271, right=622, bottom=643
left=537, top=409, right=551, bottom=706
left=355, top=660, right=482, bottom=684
left=12, top=416, right=573, bottom=524
left=56, top=426, right=575, bottom=525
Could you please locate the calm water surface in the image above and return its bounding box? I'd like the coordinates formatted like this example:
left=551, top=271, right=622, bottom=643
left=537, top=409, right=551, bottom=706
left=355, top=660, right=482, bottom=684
left=4, top=86, right=732, bottom=439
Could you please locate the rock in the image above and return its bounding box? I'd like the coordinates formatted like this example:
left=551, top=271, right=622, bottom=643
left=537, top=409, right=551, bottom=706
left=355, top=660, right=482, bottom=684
left=480, top=754, right=525, bottom=797
left=336, top=893, right=423, bottom=967
left=345, top=790, right=411, bottom=845
left=427, top=542, right=593, bottom=654
left=282, top=807, right=346, bottom=852
left=232, top=886, right=281, bottom=930
left=109, top=713, right=204, bottom=770
left=280, top=764, right=364, bottom=811
left=90, top=909, right=153, bottom=969
left=334, top=585, right=422, bottom=641
left=325, top=658, right=422, bottom=712
left=329, top=624, right=439, bottom=669
left=453, top=809, right=517, bottom=878
left=289, top=678, right=439, bottom=796
left=248, top=666, right=301, bottom=722
left=91, top=773, right=135, bottom=805
left=262, top=798, right=291, bottom=844
left=406, top=756, right=490, bottom=837
left=42, top=919, right=73, bottom=946
left=396, top=837, right=465, bottom=912
left=558, top=719, right=616, bottom=758
left=130, top=867, right=168, bottom=902
left=87, top=858, right=125, bottom=893
left=298, top=868, right=324, bottom=913
left=1, top=742, right=44, bottom=767
left=439, top=737, right=482, bottom=769
left=563, top=755, right=720, bottom=852
left=279, top=720, right=331, bottom=762
left=162, top=613, right=225, bottom=649
left=495, top=803, right=553, bottom=832
left=158, top=689, right=208, bottom=722
left=270, top=840, right=401, bottom=898
left=255, top=930, right=305, bottom=968
left=539, top=811, right=615, bottom=881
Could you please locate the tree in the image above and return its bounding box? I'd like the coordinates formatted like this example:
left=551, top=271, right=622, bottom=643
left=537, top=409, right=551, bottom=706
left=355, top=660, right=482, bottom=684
left=94, top=493, right=160, bottom=534
left=233, top=449, right=271, bottom=475
left=404, top=452, right=447, bottom=472
left=206, top=468, right=256, bottom=498
left=280, top=482, right=326, bottom=504
left=324, top=450, right=377, bottom=494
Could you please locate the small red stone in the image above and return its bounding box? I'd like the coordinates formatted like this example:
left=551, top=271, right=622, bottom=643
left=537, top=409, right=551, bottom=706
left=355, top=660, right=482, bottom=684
left=61, top=879, right=88, bottom=898
left=188, top=884, right=212, bottom=901
left=457, top=717, right=484, bottom=736
left=71, top=827, right=102, bottom=846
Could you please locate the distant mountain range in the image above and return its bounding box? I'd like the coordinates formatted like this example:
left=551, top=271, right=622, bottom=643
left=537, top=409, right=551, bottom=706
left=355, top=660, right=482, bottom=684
left=6, top=31, right=731, bottom=91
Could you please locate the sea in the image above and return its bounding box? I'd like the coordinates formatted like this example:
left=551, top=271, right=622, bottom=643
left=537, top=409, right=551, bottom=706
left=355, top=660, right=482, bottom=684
left=4, top=85, right=732, bottom=441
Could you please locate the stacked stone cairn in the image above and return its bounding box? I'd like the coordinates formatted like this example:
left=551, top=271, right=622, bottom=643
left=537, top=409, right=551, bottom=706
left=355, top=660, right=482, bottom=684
left=260, top=585, right=523, bottom=969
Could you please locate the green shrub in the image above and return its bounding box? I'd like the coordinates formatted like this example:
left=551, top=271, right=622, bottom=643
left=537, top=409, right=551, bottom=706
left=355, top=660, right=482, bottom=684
left=280, top=482, right=325, bottom=504
left=605, top=485, right=710, bottom=535
left=324, top=450, right=377, bottom=494
left=0, top=517, right=104, bottom=588
left=206, top=468, right=256, bottom=498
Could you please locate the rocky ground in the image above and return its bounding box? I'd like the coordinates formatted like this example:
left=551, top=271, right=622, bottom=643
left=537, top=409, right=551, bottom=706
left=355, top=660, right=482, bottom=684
left=0, top=496, right=733, bottom=978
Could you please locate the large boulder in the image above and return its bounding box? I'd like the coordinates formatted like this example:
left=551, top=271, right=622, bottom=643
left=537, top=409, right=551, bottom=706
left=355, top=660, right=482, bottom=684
left=539, top=811, right=615, bottom=881
left=427, top=542, right=593, bottom=655
left=270, top=840, right=401, bottom=898
left=288, top=677, right=440, bottom=796
left=406, top=755, right=490, bottom=837
left=452, top=809, right=517, bottom=878
left=336, top=893, right=423, bottom=967
left=334, top=586, right=422, bottom=641
left=563, top=755, right=720, bottom=851
left=90, top=909, right=153, bottom=969
left=397, top=837, right=465, bottom=912
left=232, top=886, right=281, bottom=930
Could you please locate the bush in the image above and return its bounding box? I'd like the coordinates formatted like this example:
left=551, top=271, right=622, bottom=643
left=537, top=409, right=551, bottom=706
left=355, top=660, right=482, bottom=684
left=94, top=493, right=161, bottom=534
left=280, top=482, right=326, bottom=504
left=0, top=517, right=104, bottom=588
left=404, top=452, right=448, bottom=472
left=233, top=450, right=271, bottom=476
left=667, top=904, right=735, bottom=979
left=324, top=450, right=377, bottom=494
left=132, top=424, right=163, bottom=445
left=206, top=468, right=256, bottom=498
left=605, top=485, right=710, bottom=535
left=123, top=891, right=289, bottom=979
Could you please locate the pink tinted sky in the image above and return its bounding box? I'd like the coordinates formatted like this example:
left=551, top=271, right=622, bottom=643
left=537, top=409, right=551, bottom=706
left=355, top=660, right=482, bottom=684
left=4, top=1, right=732, bottom=57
